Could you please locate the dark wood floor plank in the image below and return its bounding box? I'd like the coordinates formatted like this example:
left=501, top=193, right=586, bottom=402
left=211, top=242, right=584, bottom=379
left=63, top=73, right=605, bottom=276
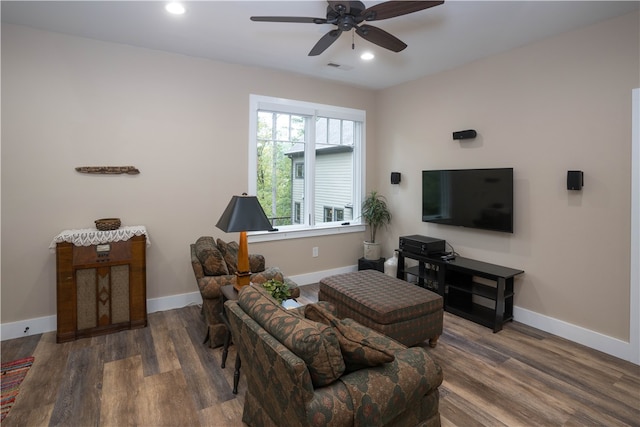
left=100, top=355, right=144, bottom=426
left=0, top=333, right=41, bottom=364
left=48, top=345, right=105, bottom=426
left=132, top=325, right=161, bottom=377
left=478, top=327, right=640, bottom=426
left=198, top=396, right=244, bottom=427
left=438, top=385, right=505, bottom=427
left=148, top=309, right=181, bottom=374
left=3, top=332, right=69, bottom=425
left=433, top=341, right=573, bottom=426
left=137, top=368, right=200, bottom=426
left=169, top=324, right=226, bottom=410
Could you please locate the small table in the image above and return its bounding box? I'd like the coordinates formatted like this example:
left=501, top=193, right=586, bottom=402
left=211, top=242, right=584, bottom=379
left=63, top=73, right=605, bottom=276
left=358, top=257, right=385, bottom=272
left=220, top=285, right=241, bottom=394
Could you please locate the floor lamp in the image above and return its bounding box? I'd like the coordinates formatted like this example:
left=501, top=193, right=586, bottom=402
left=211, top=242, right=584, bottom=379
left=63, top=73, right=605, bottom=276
left=216, top=194, right=273, bottom=292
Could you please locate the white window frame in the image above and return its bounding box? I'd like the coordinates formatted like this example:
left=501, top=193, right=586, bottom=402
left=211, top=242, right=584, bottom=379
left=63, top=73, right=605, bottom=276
left=248, top=94, right=365, bottom=242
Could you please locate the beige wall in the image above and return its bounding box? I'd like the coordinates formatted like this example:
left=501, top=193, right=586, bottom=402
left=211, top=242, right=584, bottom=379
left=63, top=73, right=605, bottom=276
left=375, top=11, right=639, bottom=341
left=0, top=24, right=373, bottom=324
left=1, top=10, right=638, bottom=345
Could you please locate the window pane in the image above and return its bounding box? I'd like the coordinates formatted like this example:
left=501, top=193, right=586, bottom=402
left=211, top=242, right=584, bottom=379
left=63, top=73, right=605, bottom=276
left=291, top=115, right=305, bottom=142
left=314, top=119, right=357, bottom=225
left=316, top=117, right=327, bottom=144
left=257, top=111, right=307, bottom=227
left=342, top=121, right=354, bottom=146
left=276, top=114, right=291, bottom=141
left=328, top=118, right=341, bottom=145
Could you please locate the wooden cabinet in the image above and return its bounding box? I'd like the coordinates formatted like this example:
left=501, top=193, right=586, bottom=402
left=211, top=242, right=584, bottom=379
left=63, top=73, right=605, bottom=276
left=55, top=234, right=147, bottom=342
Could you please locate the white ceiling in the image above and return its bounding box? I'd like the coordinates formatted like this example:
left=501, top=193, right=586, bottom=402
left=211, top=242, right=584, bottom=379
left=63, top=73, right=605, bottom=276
left=2, top=1, right=638, bottom=90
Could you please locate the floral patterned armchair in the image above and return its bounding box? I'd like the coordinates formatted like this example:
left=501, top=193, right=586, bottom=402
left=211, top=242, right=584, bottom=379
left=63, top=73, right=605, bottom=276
left=190, top=236, right=299, bottom=348
left=225, top=284, right=443, bottom=426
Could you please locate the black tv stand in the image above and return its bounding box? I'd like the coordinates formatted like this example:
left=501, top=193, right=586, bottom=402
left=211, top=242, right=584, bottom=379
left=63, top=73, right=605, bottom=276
left=396, top=248, right=524, bottom=332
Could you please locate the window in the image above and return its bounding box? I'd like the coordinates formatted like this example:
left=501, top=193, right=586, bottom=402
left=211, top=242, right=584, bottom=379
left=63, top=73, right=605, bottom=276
left=249, top=95, right=365, bottom=239
left=323, top=206, right=344, bottom=222
left=294, top=202, right=301, bottom=224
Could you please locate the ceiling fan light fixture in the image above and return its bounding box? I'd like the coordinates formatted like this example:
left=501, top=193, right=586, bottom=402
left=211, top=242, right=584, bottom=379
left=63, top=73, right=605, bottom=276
left=360, top=52, right=375, bottom=61
left=165, top=2, right=185, bottom=15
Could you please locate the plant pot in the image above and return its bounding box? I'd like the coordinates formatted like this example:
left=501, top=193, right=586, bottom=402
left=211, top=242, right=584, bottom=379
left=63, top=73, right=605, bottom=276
left=363, top=241, right=381, bottom=260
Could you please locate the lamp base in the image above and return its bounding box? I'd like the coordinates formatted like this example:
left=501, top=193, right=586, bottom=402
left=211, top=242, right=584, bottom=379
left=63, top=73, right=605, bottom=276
left=233, top=271, right=251, bottom=292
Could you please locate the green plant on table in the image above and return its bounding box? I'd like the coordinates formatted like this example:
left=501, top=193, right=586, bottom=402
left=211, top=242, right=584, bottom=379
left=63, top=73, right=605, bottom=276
left=261, top=279, right=291, bottom=304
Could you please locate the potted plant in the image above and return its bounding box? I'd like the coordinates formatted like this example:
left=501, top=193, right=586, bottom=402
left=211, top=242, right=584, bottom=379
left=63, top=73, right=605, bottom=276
left=361, top=190, right=392, bottom=260
left=261, top=279, right=291, bottom=304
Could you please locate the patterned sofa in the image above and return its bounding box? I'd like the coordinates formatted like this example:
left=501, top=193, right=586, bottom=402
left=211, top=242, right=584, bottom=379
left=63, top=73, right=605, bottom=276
left=190, top=236, right=299, bottom=348
left=225, top=284, right=443, bottom=427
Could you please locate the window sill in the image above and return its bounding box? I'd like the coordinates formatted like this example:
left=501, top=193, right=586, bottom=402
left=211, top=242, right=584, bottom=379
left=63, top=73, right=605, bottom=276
left=248, top=223, right=365, bottom=243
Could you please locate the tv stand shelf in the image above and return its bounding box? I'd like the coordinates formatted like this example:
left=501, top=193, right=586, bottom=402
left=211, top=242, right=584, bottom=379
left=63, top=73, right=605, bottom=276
left=397, top=249, right=523, bottom=332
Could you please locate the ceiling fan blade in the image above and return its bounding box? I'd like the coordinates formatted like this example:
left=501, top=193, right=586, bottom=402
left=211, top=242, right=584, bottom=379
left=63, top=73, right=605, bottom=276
left=361, top=1, right=444, bottom=21
left=250, top=16, right=327, bottom=24
left=309, top=29, right=343, bottom=56
left=355, top=24, right=407, bottom=52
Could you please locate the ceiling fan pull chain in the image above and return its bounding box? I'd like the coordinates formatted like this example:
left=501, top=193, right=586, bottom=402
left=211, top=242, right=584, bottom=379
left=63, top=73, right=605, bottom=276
left=352, top=30, right=355, bottom=50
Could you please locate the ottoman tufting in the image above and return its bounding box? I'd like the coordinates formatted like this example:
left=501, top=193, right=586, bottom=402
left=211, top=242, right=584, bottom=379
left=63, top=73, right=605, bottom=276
left=319, top=269, right=443, bottom=347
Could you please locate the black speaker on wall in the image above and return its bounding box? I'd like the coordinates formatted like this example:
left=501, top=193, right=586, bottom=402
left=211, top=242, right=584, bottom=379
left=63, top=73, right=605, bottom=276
left=453, top=129, right=477, bottom=140
left=567, top=170, right=584, bottom=190
left=391, top=172, right=401, bottom=184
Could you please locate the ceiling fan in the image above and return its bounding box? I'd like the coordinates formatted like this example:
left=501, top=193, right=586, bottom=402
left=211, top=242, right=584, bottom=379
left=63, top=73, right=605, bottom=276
left=250, top=1, right=444, bottom=56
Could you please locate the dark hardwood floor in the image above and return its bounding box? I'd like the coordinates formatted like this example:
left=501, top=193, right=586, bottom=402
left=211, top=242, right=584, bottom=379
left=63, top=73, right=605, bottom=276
left=2, top=284, right=639, bottom=426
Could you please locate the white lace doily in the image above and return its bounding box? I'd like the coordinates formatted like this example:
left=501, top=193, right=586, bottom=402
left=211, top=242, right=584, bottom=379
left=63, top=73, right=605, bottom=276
left=50, top=225, right=150, bottom=249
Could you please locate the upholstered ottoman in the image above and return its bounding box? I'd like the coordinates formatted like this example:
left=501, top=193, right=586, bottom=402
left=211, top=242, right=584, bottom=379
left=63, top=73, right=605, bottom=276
left=318, top=269, right=443, bottom=347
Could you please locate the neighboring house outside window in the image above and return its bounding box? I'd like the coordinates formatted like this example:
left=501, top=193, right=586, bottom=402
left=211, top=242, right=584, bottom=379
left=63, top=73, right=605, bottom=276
left=249, top=95, right=365, bottom=240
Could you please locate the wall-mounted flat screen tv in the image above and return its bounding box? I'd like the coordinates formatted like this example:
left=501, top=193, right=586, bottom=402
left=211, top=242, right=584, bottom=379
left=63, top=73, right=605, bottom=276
left=422, top=168, right=514, bottom=233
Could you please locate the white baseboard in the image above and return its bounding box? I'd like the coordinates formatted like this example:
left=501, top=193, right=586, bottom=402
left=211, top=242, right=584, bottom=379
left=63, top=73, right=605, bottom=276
left=0, top=292, right=205, bottom=342
left=2, top=265, right=637, bottom=365
left=0, top=265, right=356, bottom=342
left=287, top=265, right=358, bottom=287
left=0, top=314, right=57, bottom=341
left=147, top=291, right=202, bottom=313
left=514, top=306, right=639, bottom=365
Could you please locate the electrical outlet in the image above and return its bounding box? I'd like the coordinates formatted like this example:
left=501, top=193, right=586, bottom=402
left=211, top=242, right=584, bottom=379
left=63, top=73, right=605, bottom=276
left=312, top=247, right=319, bottom=257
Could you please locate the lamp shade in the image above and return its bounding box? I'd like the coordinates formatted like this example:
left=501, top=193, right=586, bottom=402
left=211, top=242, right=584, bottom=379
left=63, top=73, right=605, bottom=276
left=216, top=195, right=274, bottom=233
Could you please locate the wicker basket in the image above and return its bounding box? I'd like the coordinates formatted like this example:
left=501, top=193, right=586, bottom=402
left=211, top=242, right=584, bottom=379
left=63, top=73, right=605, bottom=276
left=95, top=218, right=121, bottom=231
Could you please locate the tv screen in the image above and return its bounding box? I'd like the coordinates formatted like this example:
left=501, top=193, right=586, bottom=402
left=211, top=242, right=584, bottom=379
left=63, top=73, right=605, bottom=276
left=422, top=168, right=514, bottom=233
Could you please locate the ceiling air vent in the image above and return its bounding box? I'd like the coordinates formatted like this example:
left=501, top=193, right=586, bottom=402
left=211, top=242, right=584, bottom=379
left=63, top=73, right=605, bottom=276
left=326, top=63, right=353, bottom=71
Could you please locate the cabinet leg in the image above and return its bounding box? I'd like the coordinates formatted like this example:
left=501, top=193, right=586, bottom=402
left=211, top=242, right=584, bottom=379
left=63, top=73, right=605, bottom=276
left=428, top=335, right=440, bottom=348
left=493, top=278, right=506, bottom=332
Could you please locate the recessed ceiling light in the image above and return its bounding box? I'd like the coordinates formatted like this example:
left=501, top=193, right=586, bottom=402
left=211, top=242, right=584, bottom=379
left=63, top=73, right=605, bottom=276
left=165, top=2, right=185, bottom=15
left=360, top=52, right=375, bottom=61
